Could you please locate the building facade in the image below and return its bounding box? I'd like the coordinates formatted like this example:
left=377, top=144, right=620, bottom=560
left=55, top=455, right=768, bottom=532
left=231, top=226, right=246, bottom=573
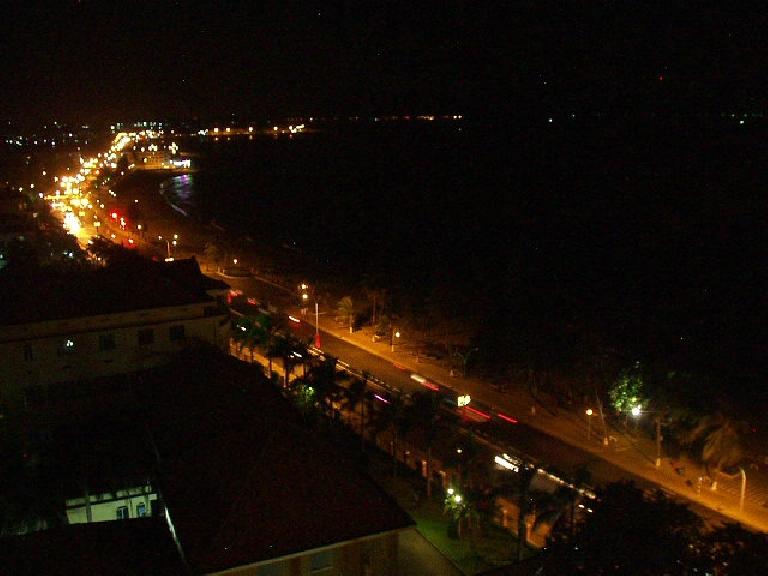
left=0, top=300, right=229, bottom=420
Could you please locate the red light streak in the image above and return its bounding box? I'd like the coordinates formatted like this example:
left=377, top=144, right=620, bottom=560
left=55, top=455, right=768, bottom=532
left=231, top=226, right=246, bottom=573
left=421, top=381, right=440, bottom=391
left=465, top=406, right=491, bottom=419
left=497, top=412, right=519, bottom=424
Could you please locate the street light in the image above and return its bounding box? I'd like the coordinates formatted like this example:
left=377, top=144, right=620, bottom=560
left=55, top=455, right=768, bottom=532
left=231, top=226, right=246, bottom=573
left=390, top=326, right=400, bottom=352
left=585, top=408, right=593, bottom=440
left=631, top=407, right=663, bottom=468
left=158, top=235, right=173, bottom=260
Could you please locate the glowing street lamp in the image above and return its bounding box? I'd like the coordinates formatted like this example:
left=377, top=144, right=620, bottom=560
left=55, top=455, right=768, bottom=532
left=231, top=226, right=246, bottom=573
left=631, top=407, right=664, bottom=468
left=585, top=408, right=593, bottom=439
left=390, top=326, right=400, bottom=352
left=158, top=235, right=172, bottom=259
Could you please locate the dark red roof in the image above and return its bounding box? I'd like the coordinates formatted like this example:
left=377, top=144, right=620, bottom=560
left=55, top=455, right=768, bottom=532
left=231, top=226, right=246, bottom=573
left=0, top=257, right=222, bottom=325
left=141, top=352, right=413, bottom=573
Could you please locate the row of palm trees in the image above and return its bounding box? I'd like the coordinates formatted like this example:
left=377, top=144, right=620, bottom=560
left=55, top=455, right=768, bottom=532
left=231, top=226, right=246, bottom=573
left=233, top=320, right=591, bottom=551
left=231, top=314, right=479, bottom=495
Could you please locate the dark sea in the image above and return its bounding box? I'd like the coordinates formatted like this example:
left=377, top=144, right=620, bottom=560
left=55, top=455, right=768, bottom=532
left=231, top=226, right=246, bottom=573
left=173, top=121, right=510, bottom=284
left=165, top=118, right=767, bottom=385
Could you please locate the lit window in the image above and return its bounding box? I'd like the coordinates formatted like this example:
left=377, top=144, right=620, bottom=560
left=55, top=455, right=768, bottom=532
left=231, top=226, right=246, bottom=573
left=136, top=502, right=147, bottom=517
left=58, top=339, right=76, bottom=356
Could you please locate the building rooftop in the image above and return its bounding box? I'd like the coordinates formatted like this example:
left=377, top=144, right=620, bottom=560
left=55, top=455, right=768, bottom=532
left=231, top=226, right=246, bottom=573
left=141, top=351, right=414, bottom=573
left=0, top=257, right=227, bottom=326
left=0, top=517, right=186, bottom=576
left=1, top=349, right=412, bottom=574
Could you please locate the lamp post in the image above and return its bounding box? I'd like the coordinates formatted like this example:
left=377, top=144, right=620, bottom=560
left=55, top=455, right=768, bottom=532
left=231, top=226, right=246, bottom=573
left=298, top=283, right=310, bottom=315
left=390, top=325, right=400, bottom=352
left=585, top=408, right=593, bottom=440
left=158, top=235, right=171, bottom=259
left=630, top=407, right=663, bottom=468
left=314, top=301, right=321, bottom=348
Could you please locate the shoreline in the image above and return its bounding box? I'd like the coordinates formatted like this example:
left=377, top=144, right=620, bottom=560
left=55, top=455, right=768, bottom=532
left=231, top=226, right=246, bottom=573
left=113, top=169, right=323, bottom=291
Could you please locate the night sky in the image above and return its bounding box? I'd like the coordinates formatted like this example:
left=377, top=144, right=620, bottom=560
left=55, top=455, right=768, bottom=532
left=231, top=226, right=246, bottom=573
left=1, top=2, right=767, bottom=127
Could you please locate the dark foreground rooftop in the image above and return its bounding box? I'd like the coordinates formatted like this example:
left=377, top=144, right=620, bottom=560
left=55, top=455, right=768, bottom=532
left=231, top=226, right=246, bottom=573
left=0, top=348, right=412, bottom=574
left=0, top=256, right=227, bottom=326
left=0, top=517, right=185, bottom=576
left=142, top=351, right=413, bottom=573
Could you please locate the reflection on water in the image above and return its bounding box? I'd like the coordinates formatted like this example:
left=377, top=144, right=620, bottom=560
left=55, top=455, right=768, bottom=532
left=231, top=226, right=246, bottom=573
left=158, top=174, right=196, bottom=217
left=168, top=174, right=194, bottom=205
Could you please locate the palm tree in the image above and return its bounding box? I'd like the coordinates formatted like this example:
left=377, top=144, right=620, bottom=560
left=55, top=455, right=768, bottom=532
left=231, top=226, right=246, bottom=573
left=531, top=465, right=592, bottom=541
left=203, top=241, right=225, bottom=271
left=337, top=296, right=355, bottom=333
left=360, top=273, right=388, bottom=330
left=516, top=465, right=537, bottom=561
left=273, top=333, right=310, bottom=388
left=451, top=346, right=479, bottom=378
left=441, top=430, right=490, bottom=498
left=408, top=391, right=443, bottom=498
left=232, top=315, right=261, bottom=362
left=306, top=355, right=343, bottom=417
left=344, top=376, right=368, bottom=446
left=686, top=413, right=750, bottom=487
left=368, top=392, right=410, bottom=477
left=254, top=313, right=287, bottom=378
